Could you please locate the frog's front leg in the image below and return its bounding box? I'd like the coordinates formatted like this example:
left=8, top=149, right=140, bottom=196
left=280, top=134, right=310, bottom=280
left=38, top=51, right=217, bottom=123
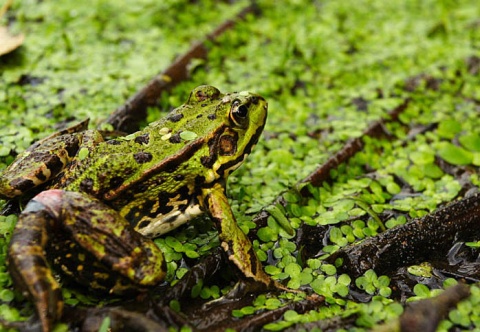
left=8, top=190, right=166, bottom=332
left=201, top=182, right=287, bottom=295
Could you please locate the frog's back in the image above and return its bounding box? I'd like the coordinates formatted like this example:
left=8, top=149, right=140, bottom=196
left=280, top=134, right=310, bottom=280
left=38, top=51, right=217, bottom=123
left=10, top=85, right=267, bottom=238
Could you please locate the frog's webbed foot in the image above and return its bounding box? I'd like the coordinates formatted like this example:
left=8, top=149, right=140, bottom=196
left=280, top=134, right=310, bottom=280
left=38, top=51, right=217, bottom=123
left=8, top=190, right=166, bottom=332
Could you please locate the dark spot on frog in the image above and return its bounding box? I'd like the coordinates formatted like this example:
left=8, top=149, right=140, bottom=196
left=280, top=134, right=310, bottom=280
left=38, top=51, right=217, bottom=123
left=106, top=139, right=122, bottom=145
left=143, top=246, right=155, bottom=258
left=178, top=203, right=188, bottom=212
left=194, top=175, right=206, bottom=187
left=64, top=135, right=81, bottom=157
left=134, top=152, right=153, bottom=164
left=151, top=191, right=172, bottom=215
left=201, top=104, right=207, bottom=107
left=173, top=174, right=184, bottom=181
left=44, top=154, right=64, bottom=176
left=136, top=183, right=149, bottom=192
left=201, top=155, right=215, bottom=168
left=168, top=113, right=184, bottom=122
left=200, top=134, right=219, bottom=168
left=31, top=152, right=63, bottom=174
left=35, top=169, right=47, bottom=182
left=164, top=164, right=177, bottom=173
left=138, top=200, right=156, bottom=217
left=196, top=114, right=203, bottom=118
left=169, top=132, right=182, bottom=144
left=9, top=177, right=34, bottom=194
left=140, top=188, right=190, bottom=219
left=79, top=178, right=94, bottom=193
left=137, top=219, right=150, bottom=229
left=109, top=176, right=124, bottom=190
left=122, top=167, right=135, bottom=176
left=134, top=134, right=150, bottom=145
left=177, top=186, right=189, bottom=200
left=196, top=88, right=219, bottom=101
left=207, top=114, right=216, bottom=120
left=219, top=135, right=237, bottom=156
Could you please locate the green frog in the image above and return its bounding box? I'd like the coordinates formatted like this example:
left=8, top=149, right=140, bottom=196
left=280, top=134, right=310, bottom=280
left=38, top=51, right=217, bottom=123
left=0, top=85, right=285, bottom=331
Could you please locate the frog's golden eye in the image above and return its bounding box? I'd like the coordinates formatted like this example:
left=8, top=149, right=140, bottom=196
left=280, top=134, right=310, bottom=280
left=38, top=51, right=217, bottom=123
left=230, top=99, right=249, bottom=127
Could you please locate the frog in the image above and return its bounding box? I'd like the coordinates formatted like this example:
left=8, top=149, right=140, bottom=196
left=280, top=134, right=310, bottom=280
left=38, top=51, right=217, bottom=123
left=0, top=85, right=286, bottom=332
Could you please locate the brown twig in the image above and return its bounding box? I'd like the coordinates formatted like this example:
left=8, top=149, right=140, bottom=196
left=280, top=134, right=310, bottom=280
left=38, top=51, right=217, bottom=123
left=104, top=4, right=258, bottom=133
left=327, top=193, right=480, bottom=277
left=205, top=294, right=324, bottom=332
left=251, top=98, right=410, bottom=227
left=299, top=98, right=410, bottom=196
left=399, top=283, right=471, bottom=332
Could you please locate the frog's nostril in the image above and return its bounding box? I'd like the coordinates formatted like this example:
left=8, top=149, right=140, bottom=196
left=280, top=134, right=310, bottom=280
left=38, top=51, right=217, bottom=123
left=251, top=96, right=258, bottom=104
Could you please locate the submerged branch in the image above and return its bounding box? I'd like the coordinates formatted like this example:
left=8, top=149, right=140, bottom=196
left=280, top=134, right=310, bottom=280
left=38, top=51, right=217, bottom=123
left=104, top=5, right=258, bottom=133
left=299, top=98, right=410, bottom=196
left=328, top=193, right=480, bottom=277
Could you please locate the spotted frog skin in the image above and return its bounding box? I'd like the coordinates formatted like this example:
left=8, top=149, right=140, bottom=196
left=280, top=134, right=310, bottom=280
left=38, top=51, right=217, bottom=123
left=0, top=85, right=284, bottom=331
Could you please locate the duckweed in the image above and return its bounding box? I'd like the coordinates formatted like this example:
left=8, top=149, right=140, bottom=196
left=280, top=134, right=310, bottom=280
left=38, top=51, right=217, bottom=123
left=1, top=0, right=479, bottom=330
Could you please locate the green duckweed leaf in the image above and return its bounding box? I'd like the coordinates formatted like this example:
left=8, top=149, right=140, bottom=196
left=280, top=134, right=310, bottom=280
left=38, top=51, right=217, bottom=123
left=98, top=317, right=111, bottom=332
left=437, top=142, right=473, bottom=165
left=78, top=147, right=89, bottom=160
left=0, top=146, right=10, bottom=157
left=257, top=227, right=278, bottom=242
left=413, top=283, right=430, bottom=298
left=179, top=131, right=198, bottom=141
left=410, top=150, right=435, bottom=165
left=459, top=133, right=480, bottom=152
left=437, top=119, right=462, bottom=139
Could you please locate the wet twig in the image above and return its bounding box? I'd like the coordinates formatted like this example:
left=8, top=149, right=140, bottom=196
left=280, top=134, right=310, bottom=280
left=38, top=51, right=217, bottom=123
left=104, top=4, right=258, bottom=133
left=299, top=98, right=410, bottom=196
left=327, top=193, right=480, bottom=277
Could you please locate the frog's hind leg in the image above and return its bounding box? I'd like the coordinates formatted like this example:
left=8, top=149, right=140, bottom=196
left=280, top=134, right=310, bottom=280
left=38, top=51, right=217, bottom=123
left=8, top=189, right=166, bottom=332
left=0, top=120, right=103, bottom=200
left=0, top=133, right=89, bottom=200
left=8, top=196, right=63, bottom=332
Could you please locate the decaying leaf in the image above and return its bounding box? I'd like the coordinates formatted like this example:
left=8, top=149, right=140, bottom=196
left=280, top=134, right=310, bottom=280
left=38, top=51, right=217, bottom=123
left=0, top=26, right=24, bottom=56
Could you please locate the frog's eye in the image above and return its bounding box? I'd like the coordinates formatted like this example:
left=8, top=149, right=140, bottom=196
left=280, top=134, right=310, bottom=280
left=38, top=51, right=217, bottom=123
left=230, top=99, right=249, bottom=127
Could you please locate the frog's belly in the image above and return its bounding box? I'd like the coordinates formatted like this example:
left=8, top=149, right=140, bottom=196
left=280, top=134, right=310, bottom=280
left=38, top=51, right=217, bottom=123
left=135, top=203, right=203, bottom=238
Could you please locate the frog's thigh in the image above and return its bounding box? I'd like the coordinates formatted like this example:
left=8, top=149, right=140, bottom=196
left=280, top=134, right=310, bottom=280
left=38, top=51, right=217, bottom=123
left=52, top=190, right=167, bottom=286
left=8, top=189, right=166, bottom=331
left=11, top=190, right=166, bottom=289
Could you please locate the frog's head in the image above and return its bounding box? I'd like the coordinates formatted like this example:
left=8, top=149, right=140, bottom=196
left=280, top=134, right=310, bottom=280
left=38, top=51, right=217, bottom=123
left=185, top=85, right=268, bottom=181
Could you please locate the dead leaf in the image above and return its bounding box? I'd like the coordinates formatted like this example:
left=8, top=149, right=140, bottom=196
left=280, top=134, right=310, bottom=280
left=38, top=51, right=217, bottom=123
left=0, top=26, right=24, bottom=56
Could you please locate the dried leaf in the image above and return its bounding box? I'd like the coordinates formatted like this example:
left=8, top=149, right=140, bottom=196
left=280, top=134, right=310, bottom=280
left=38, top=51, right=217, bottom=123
left=0, top=26, right=24, bottom=56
